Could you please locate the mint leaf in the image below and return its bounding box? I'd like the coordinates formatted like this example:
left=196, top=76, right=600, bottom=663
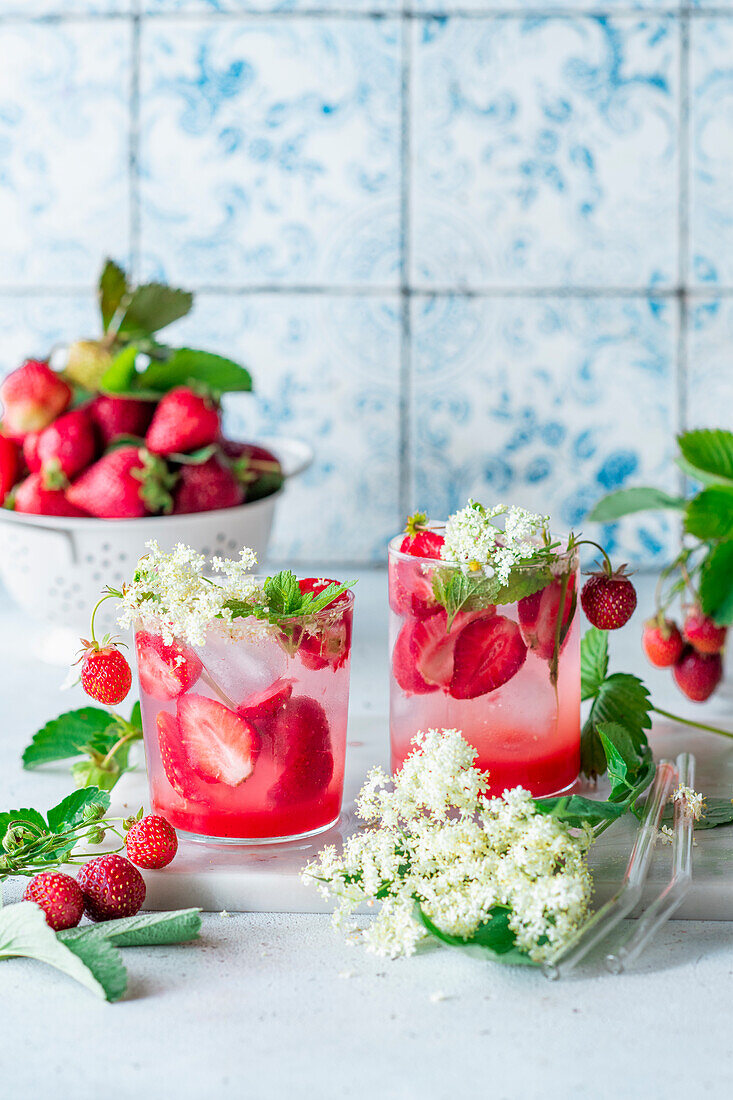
left=415, top=904, right=535, bottom=966
left=699, top=540, right=733, bottom=626
left=596, top=721, right=651, bottom=800
left=62, top=934, right=127, bottom=1002
left=431, top=568, right=492, bottom=627
left=136, top=348, right=252, bottom=394
left=0, top=902, right=112, bottom=1001
left=99, top=344, right=140, bottom=394
left=264, top=570, right=303, bottom=616
left=118, top=283, right=193, bottom=337
left=99, top=258, right=129, bottom=332
left=678, top=429, right=733, bottom=483
left=22, top=707, right=116, bottom=769
left=685, top=486, right=733, bottom=540
left=580, top=627, right=609, bottom=700
left=46, top=787, right=110, bottom=833
left=588, top=487, right=685, bottom=521
left=492, top=566, right=553, bottom=606
left=59, top=908, right=202, bottom=948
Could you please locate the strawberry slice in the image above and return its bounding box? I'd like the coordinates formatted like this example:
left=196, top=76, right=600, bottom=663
left=295, top=579, right=352, bottom=671
left=176, top=694, right=260, bottom=787
left=266, top=696, right=334, bottom=804
left=156, top=710, right=202, bottom=801
left=136, top=631, right=203, bottom=701
left=388, top=556, right=439, bottom=620
left=392, top=618, right=439, bottom=695
left=449, top=615, right=527, bottom=699
left=237, top=678, right=293, bottom=721
left=517, top=576, right=576, bottom=661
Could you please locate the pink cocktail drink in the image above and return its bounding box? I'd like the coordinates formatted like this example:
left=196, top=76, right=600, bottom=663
left=389, top=528, right=580, bottom=797
left=134, top=587, right=353, bottom=843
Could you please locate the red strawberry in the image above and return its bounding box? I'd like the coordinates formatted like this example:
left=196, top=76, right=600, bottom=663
left=146, top=387, right=220, bottom=456
left=518, top=575, right=576, bottom=661
left=37, top=408, right=97, bottom=485
left=265, top=696, right=333, bottom=804
left=172, top=454, right=243, bottom=514
left=157, top=710, right=201, bottom=800
left=0, top=359, right=72, bottom=434
left=21, top=431, right=41, bottom=473
left=237, top=678, right=293, bottom=721
left=392, top=608, right=483, bottom=695
left=581, top=568, right=637, bottom=630
left=0, top=434, right=20, bottom=498
left=642, top=618, right=685, bottom=668
left=392, top=618, right=438, bottom=695
left=80, top=644, right=132, bottom=705
left=221, top=440, right=284, bottom=502
left=177, top=694, right=260, bottom=786
left=13, top=472, right=89, bottom=516
left=125, top=814, right=178, bottom=870
left=450, top=615, right=527, bottom=699
left=673, top=646, right=723, bottom=702
left=399, top=512, right=445, bottom=559
left=77, top=854, right=146, bottom=922
left=135, top=631, right=203, bottom=700
left=90, top=393, right=154, bottom=446
left=683, top=606, right=727, bottom=655
left=23, top=871, right=84, bottom=931
left=295, top=578, right=352, bottom=671
left=66, top=445, right=175, bottom=518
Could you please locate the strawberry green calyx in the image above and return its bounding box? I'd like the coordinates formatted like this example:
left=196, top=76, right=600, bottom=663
left=132, top=449, right=177, bottom=514
left=405, top=511, right=429, bottom=537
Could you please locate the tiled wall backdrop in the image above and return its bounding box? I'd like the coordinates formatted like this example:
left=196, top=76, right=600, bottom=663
left=0, top=3, right=731, bottom=565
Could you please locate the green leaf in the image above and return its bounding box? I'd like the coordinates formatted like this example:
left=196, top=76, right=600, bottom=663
left=415, top=904, right=535, bottom=966
left=167, top=444, right=218, bottom=465
left=699, top=541, right=733, bottom=626
left=98, top=345, right=141, bottom=394
left=134, top=347, right=252, bottom=394
left=118, top=283, right=193, bottom=337
left=588, top=487, right=686, bottom=522
left=22, top=707, right=116, bottom=769
left=71, top=759, right=121, bottom=792
left=61, top=934, right=127, bottom=1002
left=678, top=429, right=733, bottom=483
left=675, top=455, right=725, bottom=487
left=431, top=568, right=495, bottom=628
left=493, top=566, right=554, bottom=606
left=99, top=259, right=129, bottom=332
left=46, top=787, right=110, bottom=833
left=129, top=700, right=141, bottom=730
left=536, top=794, right=628, bottom=828
left=0, top=902, right=113, bottom=1001
left=59, top=908, right=202, bottom=948
left=0, top=808, right=47, bottom=844
left=580, top=628, right=609, bottom=701
left=684, top=486, right=733, bottom=540
left=589, top=673, right=652, bottom=748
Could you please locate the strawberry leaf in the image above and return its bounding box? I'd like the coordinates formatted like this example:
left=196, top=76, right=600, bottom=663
left=118, top=283, right=193, bottom=337
left=22, top=707, right=116, bottom=769
left=684, top=486, right=733, bottom=540
left=99, top=258, right=129, bottom=333
left=134, top=347, right=252, bottom=394
left=580, top=628, right=609, bottom=701
left=699, top=540, right=733, bottom=625
left=99, top=344, right=140, bottom=394
left=678, top=429, right=733, bottom=483
left=0, top=808, right=47, bottom=844
left=46, top=787, right=110, bottom=833
left=588, top=487, right=685, bottom=522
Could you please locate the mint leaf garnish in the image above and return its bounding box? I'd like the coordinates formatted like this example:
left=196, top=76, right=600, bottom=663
left=59, top=909, right=202, bottom=948
left=431, top=563, right=552, bottom=626
left=226, top=571, right=355, bottom=626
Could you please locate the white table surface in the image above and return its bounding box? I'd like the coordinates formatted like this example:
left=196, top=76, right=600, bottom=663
left=1, top=570, right=732, bottom=1098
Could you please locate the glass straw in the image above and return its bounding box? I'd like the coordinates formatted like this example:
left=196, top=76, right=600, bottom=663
left=605, top=752, right=695, bottom=974
left=542, top=759, right=677, bottom=980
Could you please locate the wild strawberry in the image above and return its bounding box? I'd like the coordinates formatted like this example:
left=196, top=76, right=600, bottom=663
left=37, top=408, right=97, bottom=486
left=125, top=814, right=178, bottom=870
left=0, top=434, right=20, bottom=499
left=399, top=512, right=445, bottom=559
left=66, top=445, right=175, bottom=518
left=176, top=694, right=260, bottom=786
left=13, top=472, right=89, bottom=517
left=642, top=618, right=685, bottom=668
left=221, top=440, right=284, bottom=502
left=580, top=567, right=637, bottom=630
left=135, top=631, right=203, bottom=701
left=0, top=359, right=72, bottom=435
left=77, top=854, right=146, bottom=922
left=449, top=615, right=527, bottom=699
left=237, top=678, right=293, bottom=721
left=265, top=696, right=333, bottom=804
left=23, top=871, right=84, bottom=931
left=145, top=386, right=220, bottom=456
left=673, top=646, right=723, bottom=702
left=21, top=430, right=42, bottom=473
left=518, top=575, right=576, bottom=661
left=80, top=644, right=132, bottom=705
left=683, top=606, right=727, bottom=655
left=90, top=393, right=154, bottom=446
left=172, top=454, right=243, bottom=514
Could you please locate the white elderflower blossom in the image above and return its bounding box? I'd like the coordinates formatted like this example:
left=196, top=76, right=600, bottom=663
left=304, top=728, right=592, bottom=965
left=441, top=500, right=550, bottom=584
left=673, top=785, right=705, bottom=822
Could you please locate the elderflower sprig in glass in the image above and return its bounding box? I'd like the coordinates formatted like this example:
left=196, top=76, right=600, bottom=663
left=117, top=542, right=355, bottom=844
left=389, top=504, right=581, bottom=796
left=304, top=728, right=592, bottom=963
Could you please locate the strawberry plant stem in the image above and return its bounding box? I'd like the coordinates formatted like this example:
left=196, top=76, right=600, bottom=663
left=652, top=706, right=733, bottom=741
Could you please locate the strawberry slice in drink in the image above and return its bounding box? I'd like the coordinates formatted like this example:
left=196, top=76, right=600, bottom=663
left=266, top=696, right=334, bottom=804
left=392, top=619, right=439, bottom=695
left=136, top=631, right=203, bottom=700
left=449, top=615, right=527, bottom=699
left=389, top=525, right=444, bottom=619
left=237, top=678, right=293, bottom=721
left=176, top=694, right=260, bottom=786
left=295, top=578, right=352, bottom=671
left=156, top=710, right=203, bottom=801
left=392, top=608, right=493, bottom=695
left=517, top=575, right=576, bottom=662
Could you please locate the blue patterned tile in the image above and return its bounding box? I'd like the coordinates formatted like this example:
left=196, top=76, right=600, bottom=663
left=690, top=20, right=733, bottom=287
left=411, top=17, right=679, bottom=290
left=165, top=294, right=401, bottom=562
left=3, top=2, right=131, bottom=11
left=139, top=18, right=401, bottom=288
left=0, top=21, right=131, bottom=288
left=411, top=294, right=679, bottom=566
left=687, top=298, right=733, bottom=429
left=0, top=296, right=99, bottom=381
left=410, top=0, right=673, bottom=9
left=143, top=2, right=400, bottom=11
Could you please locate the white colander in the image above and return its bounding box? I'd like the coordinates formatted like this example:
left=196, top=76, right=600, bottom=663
left=0, top=437, right=312, bottom=634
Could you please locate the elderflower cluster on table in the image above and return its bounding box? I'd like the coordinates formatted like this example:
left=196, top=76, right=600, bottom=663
left=441, top=501, right=552, bottom=583
left=304, top=729, right=593, bottom=965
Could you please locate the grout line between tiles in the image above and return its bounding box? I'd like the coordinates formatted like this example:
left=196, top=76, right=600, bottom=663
left=677, top=11, right=690, bottom=458
left=0, top=284, right=732, bottom=298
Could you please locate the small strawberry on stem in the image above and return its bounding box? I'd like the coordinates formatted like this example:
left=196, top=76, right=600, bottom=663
left=124, top=813, right=178, bottom=870
left=579, top=544, right=637, bottom=630
left=642, top=616, right=685, bottom=668
left=77, top=593, right=132, bottom=706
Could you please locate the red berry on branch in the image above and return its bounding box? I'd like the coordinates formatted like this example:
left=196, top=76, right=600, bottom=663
left=581, top=567, right=637, bottom=631
left=125, top=815, right=178, bottom=870
left=642, top=618, right=685, bottom=668
left=80, top=644, right=132, bottom=706
left=683, top=606, right=727, bottom=656
left=77, top=854, right=146, bottom=922
left=673, top=647, right=723, bottom=703
left=23, top=871, right=84, bottom=931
